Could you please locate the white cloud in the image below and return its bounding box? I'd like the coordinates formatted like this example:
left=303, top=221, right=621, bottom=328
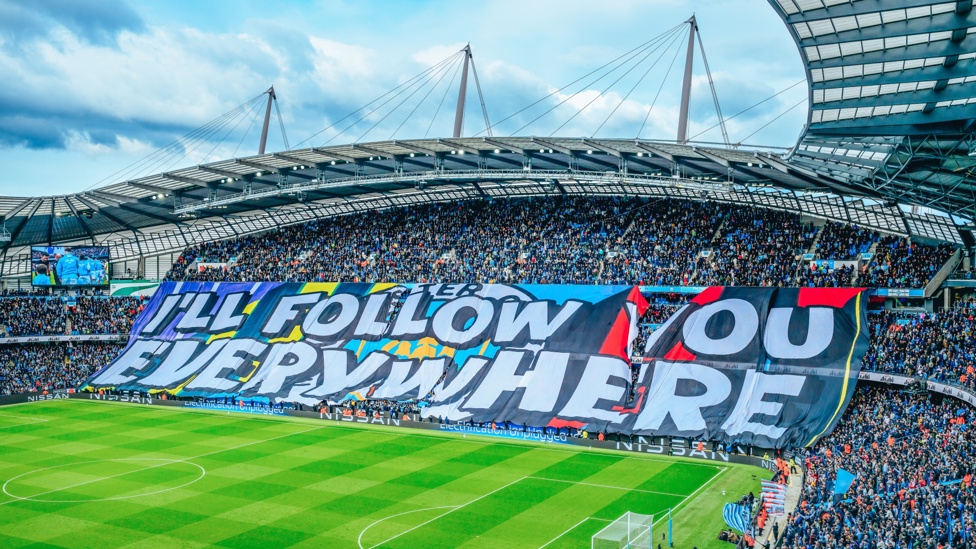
left=0, top=0, right=811, bottom=194
left=308, top=36, right=377, bottom=91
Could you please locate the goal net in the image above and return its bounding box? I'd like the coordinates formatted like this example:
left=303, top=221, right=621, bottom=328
left=591, top=512, right=653, bottom=549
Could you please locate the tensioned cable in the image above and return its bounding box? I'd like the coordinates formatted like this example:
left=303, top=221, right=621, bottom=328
left=324, top=51, right=464, bottom=147
left=425, top=55, right=465, bottom=139
left=83, top=93, right=266, bottom=191
left=390, top=53, right=463, bottom=140
left=472, top=22, right=685, bottom=137
left=137, top=98, right=264, bottom=181
left=695, top=28, right=730, bottom=146
left=511, top=25, right=685, bottom=136
left=469, top=58, right=492, bottom=137
left=591, top=28, right=687, bottom=137
left=274, top=97, right=290, bottom=151
left=294, top=52, right=461, bottom=148
left=232, top=101, right=265, bottom=159
left=513, top=27, right=683, bottom=136
left=551, top=27, right=684, bottom=137
left=737, top=96, right=807, bottom=144
left=291, top=51, right=462, bottom=149
left=637, top=26, right=687, bottom=139
left=199, top=96, right=265, bottom=164
left=356, top=51, right=463, bottom=143
left=97, top=98, right=258, bottom=186
left=687, top=79, right=806, bottom=142
left=126, top=96, right=265, bottom=180
left=156, top=99, right=269, bottom=175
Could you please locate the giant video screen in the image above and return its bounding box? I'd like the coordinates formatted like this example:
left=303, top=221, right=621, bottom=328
left=31, top=246, right=109, bottom=287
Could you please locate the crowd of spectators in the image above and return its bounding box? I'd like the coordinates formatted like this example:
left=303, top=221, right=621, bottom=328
left=795, top=263, right=856, bottom=288
left=816, top=222, right=880, bottom=260
left=861, top=236, right=956, bottom=289
left=167, top=197, right=628, bottom=285
left=694, top=207, right=815, bottom=287
left=0, top=342, right=124, bottom=395
left=783, top=386, right=976, bottom=547
left=164, top=197, right=957, bottom=290
left=68, top=296, right=146, bottom=335
left=0, top=296, right=145, bottom=337
left=862, top=305, right=976, bottom=390
left=603, top=199, right=726, bottom=286
left=0, top=297, right=66, bottom=336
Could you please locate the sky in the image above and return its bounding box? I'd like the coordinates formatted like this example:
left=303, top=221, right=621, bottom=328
left=0, top=0, right=809, bottom=196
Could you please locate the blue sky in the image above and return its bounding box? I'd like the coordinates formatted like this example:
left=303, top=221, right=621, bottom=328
left=0, top=0, right=808, bottom=196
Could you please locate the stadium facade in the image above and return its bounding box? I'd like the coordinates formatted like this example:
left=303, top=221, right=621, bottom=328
left=0, top=0, right=971, bottom=284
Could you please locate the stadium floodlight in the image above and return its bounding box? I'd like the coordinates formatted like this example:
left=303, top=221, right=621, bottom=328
left=592, top=511, right=653, bottom=549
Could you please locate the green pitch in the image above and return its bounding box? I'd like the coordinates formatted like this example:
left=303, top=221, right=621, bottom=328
left=0, top=400, right=765, bottom=548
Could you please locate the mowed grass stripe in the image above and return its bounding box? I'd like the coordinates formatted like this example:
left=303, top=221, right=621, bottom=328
left=0, top=400, right=761, bottom=549
left=303, top=442, right=579, bottom=543
left=1, top=406, right=320, bottom=463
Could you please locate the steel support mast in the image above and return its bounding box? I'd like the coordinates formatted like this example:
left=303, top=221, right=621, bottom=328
left=677, top=16, right=697, bottom=144
left=453, top=45, right=472, bottom=138
left=258, top=86, right=276, bottom=155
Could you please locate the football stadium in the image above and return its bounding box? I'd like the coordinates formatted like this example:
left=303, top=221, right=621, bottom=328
left=2, top=0, right=976, bottom=547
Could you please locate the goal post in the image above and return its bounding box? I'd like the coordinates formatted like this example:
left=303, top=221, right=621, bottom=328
left=591, top=512, right=653, bottom=549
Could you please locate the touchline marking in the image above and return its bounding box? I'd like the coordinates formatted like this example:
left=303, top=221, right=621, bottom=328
left=0, top=424, right=324, bottom=506
left=650, top=465, right=728, bottom=529
left=367, top=476, right=528, bottom=549
left=0, top=412, right=49, bottom=422
left=526, top=476, right=689, bottom=498
left=357, top=505, right=460, bottom=549
left=0, top=413, right=48, bottom=429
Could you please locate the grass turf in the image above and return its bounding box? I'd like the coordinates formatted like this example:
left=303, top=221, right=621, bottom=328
left=0, top=400, right=766, bottom=548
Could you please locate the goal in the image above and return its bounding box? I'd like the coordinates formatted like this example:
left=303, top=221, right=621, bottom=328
left=591, top=512, right=653, bottom=549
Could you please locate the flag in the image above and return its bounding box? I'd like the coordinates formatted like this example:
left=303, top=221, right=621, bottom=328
left=761, top=480, right=787, bottom=515
left=723, top=503, right=750, bottom=532
left=833, top=469, right=856, bottom=495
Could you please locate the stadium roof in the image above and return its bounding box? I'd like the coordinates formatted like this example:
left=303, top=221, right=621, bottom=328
left=1, top=0, right=973, bottom=277
left=772, top=0, right=976, bottom=218
left=0, top=137, right=963, bottom=278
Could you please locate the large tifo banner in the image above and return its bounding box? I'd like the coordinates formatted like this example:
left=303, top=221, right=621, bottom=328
left=84, top=282, right=868, bottom=447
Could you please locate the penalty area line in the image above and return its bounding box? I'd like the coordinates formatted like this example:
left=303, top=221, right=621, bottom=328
left=538, top=517, right=593, bottom=549
left=366, top=476, right=528, bottom=549
left=357, top=505, right=460, bottom=549
left=526, top=476, right=689, bottom=498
